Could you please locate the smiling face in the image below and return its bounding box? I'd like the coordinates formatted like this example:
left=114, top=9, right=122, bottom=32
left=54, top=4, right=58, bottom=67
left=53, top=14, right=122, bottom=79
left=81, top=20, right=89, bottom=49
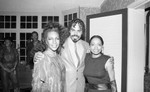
left=45, top=31, right=60, bottom=52
left=70, top=23, right=82, bottom=43
left=90, top=37, right=103, bottom=55
left=4, top=39, right=12, bottom=47
left=31, top=32, right=38, bottom=41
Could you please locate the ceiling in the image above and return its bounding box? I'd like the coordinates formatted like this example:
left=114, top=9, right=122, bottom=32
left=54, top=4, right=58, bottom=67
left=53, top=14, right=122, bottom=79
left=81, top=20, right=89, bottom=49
left=0, top=0, right=104, bottom=12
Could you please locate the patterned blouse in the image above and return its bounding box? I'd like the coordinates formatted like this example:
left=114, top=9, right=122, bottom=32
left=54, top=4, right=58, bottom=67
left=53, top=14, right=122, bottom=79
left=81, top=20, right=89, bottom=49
left=32, top=50, right=66, bottom=92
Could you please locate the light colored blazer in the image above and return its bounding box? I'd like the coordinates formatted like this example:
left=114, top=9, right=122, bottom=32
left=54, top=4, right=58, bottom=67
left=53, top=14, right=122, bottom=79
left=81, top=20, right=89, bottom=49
left=61, top=37, right=89, bottom=92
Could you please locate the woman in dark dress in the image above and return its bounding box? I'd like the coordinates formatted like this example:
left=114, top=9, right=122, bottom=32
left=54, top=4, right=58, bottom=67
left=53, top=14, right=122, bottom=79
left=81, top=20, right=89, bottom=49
left=84, top=35, right=117, bottom=92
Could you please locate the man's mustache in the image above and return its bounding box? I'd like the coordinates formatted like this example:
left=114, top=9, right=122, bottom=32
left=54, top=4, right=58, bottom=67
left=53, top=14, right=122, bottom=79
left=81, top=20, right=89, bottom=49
left=71, top=35, right=79, bottom=38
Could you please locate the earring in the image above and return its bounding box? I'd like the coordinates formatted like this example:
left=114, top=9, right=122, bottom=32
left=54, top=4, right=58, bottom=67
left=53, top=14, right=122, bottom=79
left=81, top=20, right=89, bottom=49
left=101, top=47, right=104, bottom=53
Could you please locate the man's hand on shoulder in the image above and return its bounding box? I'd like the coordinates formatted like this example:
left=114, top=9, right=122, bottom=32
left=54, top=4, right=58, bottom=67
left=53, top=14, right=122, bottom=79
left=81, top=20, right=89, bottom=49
left=34, top=52, right=44, bottom=64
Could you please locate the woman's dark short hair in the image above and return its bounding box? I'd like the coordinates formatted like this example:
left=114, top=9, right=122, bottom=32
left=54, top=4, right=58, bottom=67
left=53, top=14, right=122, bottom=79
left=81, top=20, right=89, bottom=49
left=89, top=35, right=104, bottom=45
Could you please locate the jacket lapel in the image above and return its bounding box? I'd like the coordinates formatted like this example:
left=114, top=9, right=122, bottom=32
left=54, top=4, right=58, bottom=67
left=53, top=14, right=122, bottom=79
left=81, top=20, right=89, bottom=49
left=62, top=39, right=76, bottom=68
left=77, top=40, right=88, bottom=69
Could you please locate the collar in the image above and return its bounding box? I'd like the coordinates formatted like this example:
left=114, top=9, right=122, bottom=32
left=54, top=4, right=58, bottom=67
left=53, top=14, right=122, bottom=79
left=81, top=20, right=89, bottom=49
left=44, top=49, right=57, bottom=57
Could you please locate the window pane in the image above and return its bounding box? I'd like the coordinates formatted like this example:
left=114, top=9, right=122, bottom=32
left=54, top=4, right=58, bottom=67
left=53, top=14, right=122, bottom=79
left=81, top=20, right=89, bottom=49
left=21, top=16, right=25, bottom=22
left=0, top=16, right=4, bottom=21
left=5, top=16, right=10, bottom=21
left=33, top=23, right=37, bottom=28
left=73, top=13, right=77, bottom=19
left=21, top=23, right=25, bottom=28
left=20, top=49, right=25, bottom=56
left=11, top=33, right=16, bottom=40
left=20, top=57, right=25, bottom=61
left=42, top=16, right=47, bottom=22
left=69, top=14, right=72, bottom=20
left=5, top=33, right=10, bottom=38
left=54, top=16, right=59, bottom=22
left=27, top=16, right=31, bottom=22
left=64, top=15, right=67, bottom=21
left=20, top=41, right=25, bottom=48
left=5, top=23, right=10, bottom=28
left=0, top=23, right=4, bottom=28
left=33, top=16, right=38, bottom=22
left=11, top=16, right=16, bottom=21
left=20, top=33, right=25, bottom=40
left=27, top=23, right=31, bottom=28
left=48, top=16, right=53, bottom=22
left=0, top=33, right=4, bottom=40
left=11, top=23, right=16, bottom=28
left=26, top=33, right=31, bottom=40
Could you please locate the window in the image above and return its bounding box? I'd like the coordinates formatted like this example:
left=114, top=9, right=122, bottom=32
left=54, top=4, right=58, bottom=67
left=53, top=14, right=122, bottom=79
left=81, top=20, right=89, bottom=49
left=64, top=13, right=77, bottom=27
left=41, top=16, right=59, bottom=28
left=20, top=16, right=38, bottom=29
left=0, top=15, right=17, bottom=29
left=20, top=32, right=31, bottom=62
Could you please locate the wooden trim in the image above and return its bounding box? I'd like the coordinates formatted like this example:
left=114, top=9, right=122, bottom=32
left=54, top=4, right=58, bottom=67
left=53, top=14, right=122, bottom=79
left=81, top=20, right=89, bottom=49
left=145, top=11, right=150, bottom=73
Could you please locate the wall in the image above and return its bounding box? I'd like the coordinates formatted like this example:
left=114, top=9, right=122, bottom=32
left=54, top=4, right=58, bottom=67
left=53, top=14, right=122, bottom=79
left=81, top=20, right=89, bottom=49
left=99, top=0, right=146, bottom=92
left=79, top=7, right=100, bottom=24
left=79, top=7, right=100, bottom=40
left=62, top=7, right=100, bottom=40
left=62, top=7, right=100, bottom=25
left=0, top=0, right=103, bottom=14
left=127, top=8, right=145, bottom=92
left=100, top=0, right=135, bottom=13
left=0, top=0, right=104, bottom=25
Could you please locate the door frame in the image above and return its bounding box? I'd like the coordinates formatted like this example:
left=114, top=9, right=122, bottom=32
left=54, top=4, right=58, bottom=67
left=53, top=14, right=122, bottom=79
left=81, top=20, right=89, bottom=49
left=86, top=8, right=128, bottom=92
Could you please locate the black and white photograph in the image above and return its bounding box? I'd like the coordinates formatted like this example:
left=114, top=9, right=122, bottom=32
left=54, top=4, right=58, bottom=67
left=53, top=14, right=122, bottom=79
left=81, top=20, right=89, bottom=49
left=0, top=0, right=149, bottom=92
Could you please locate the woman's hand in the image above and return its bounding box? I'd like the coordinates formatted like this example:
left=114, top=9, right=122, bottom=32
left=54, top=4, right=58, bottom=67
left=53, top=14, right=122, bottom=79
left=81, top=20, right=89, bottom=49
left=0, top=63, right=11, bottom=72
left=4, top=67, right=11, bottom=72
left=34, top=52, right=44, bottom=63
left=10, top=67, right=16, bottom=72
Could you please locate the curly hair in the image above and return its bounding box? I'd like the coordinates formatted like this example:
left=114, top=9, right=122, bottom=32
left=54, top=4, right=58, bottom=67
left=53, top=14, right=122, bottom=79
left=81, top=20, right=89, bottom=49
left=42, top=21, right=69, bottom=53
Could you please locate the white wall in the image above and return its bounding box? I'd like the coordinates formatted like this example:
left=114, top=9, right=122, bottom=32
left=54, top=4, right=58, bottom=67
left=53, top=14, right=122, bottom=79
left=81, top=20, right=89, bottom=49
left=127, top=8, right=145, bottom=92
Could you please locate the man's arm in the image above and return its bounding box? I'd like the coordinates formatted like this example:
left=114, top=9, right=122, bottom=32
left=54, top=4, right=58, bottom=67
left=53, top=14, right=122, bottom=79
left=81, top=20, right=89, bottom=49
left=105, top=57, right=117, bottom=92
left=33, top=52, right=44, bottom=64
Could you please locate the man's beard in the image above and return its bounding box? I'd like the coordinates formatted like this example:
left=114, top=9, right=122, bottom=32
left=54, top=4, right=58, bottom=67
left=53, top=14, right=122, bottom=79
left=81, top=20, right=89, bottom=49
left=71, top=35, right=80, bottom=43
